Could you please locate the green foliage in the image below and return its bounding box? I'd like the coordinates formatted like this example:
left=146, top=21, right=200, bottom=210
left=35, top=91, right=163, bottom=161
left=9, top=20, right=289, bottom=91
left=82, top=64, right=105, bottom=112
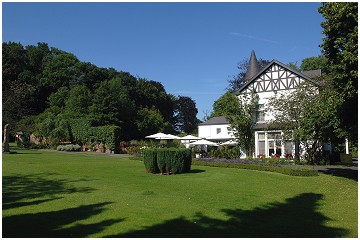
left=143, top=148, right=192, bottom=174
left=174, top=96, right=199, bottom=133
left=156, top=148, right=171, bottom=174
left=64, top=85, right=92, bottom=118
left=67, top=118, right=93, bottom=144
left=90, top=125, right=121, bottom=151
left=227, top=91, right=259, bottom=157
left=210, top=146, right=241, bottom=159
left=3, top=41, right=193, bottom=143
left=319, top=2, right=358, bottom=142
left=211, top=90, right=240, bottom=118
left=300, top=56, right=329, bottom=74
left=192, top=160, right=318, bottom=177
left=266, top=82, right=344, bottom=164
left=135, top=107, right=168, bottom=138
left=143, top=149, right=159, bottom=173
left=48, top=87, right=69, bottom=109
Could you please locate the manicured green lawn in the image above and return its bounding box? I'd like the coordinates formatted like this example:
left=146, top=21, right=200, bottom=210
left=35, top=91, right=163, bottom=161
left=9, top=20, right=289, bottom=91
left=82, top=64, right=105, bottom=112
left=2, top=147, right=358, bottom=237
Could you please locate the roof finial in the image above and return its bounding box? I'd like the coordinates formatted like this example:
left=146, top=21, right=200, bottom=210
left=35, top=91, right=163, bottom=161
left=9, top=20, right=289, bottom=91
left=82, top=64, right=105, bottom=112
left=244, top=50, right=260, bottom=83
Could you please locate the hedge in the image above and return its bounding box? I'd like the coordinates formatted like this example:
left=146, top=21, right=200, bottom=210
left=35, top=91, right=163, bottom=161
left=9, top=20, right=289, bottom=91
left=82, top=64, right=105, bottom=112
left=143, top=148, right=192, bottom=174
left=68, top=118, right=121, bottom=152
left=192, top=160, right=318, bottom=177
left=143, top=149, right=159, bottom=173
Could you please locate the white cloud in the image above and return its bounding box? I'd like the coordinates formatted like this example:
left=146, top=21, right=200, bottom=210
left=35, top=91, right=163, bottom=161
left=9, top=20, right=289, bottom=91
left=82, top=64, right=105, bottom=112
left=230, top=32, right=278, bottom=44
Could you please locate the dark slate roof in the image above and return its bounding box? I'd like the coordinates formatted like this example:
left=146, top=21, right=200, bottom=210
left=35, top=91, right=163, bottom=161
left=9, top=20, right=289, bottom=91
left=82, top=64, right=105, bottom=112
left=253, top=123, right=268, bottom=130
left=243, top=50, right=260, bottom=82
left=199, top=116, right=229, bottom=126
left=302, top=69, right=322, bottom=79
left=238, top=59, right=322, bottom=93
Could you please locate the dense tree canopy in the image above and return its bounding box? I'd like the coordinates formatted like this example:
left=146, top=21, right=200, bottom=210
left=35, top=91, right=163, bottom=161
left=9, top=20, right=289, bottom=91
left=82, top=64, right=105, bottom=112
left=2, top=41, right=199, bottom=144
left=211, top=90, right=239, bottom=118
left=174, top=96, right=199, bottom=134
left=318, top=2, right=358, bottom=142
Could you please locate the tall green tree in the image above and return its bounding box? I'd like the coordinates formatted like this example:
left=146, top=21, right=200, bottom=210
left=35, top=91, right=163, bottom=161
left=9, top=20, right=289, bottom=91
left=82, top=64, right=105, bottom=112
left=211, top=90, right=240, bottom=118
left=174, top=96, right=199, bottom=134
left=64, top=85, right=92, bottom=118
left=300, top=56, right=329, bottom=74
left=89, top=77, right=136, bottom=140
left=318, top=2, right=358, bottom=142
left=135, top=107, right=171, bottom=138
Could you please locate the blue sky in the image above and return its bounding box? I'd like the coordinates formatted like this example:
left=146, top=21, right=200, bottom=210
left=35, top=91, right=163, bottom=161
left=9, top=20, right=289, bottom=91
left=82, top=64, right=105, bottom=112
left=2, top=2, right=325, bottom=120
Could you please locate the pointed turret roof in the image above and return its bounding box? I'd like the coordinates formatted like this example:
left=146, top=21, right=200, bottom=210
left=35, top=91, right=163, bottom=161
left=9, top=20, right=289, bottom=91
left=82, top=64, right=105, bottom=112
left=244, top=50, right=260, bottom=83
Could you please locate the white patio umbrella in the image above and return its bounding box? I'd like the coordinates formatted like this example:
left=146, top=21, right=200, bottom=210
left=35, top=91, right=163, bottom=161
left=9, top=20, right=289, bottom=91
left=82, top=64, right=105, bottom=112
left=145, top=133, right=179, bottom=140
left=220, top=139, right=238, bottom=146
left=180, top=135, right=201, bottom=140
left=145, top=132, right=169, bottom=139
left=162, top=134, right=180, bottom=140
left=189, top=139, right=219, bottom=147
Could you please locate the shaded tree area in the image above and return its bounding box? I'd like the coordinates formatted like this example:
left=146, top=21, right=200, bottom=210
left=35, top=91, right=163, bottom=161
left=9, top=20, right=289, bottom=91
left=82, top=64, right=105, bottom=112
left=3, top=42, right=199, bottom=143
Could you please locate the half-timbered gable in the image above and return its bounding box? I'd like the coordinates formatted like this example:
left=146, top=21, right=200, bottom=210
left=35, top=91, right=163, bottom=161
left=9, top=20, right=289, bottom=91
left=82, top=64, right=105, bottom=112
left=239, top=60, right=320, bottom=94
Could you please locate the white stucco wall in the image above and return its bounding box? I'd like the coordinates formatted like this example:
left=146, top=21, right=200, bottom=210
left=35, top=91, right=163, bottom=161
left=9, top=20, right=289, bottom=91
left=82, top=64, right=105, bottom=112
left=198, top=124, right=234, bottom=140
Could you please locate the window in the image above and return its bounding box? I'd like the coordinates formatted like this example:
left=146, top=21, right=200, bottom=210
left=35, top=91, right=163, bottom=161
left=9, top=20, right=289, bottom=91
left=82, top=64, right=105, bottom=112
left=258, top=141, right=265, bottom=155
left=256, top=104, right=265, bottom=122
left=216, top=128, right=221, bottom=134
left=258, top=133, right=265, bottom=140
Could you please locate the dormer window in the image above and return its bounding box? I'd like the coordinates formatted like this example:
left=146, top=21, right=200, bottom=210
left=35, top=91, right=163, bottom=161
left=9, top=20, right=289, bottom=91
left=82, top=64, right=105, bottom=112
left=256, top=104, right=265, bottom=123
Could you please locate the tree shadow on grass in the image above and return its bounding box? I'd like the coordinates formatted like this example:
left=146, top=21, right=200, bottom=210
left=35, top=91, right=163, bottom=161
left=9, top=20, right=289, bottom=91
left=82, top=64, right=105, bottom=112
left=2, top=174, right=95, bottom=210
left=3, top=202, right=124, bottom=237
left=318, top=168, right=358, bottom=181
left=107, top=193, right=349, bottom=238
left=2, top=174, right=123, bottom=237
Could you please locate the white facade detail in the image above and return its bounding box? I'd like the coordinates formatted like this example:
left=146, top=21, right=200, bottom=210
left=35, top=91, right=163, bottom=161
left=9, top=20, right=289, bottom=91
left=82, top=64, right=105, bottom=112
left=198, top=123, right=234, bottom=140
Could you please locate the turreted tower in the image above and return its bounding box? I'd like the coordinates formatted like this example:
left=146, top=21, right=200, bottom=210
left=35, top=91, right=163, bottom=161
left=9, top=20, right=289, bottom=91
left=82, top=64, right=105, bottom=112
left=243, top=50, right=260, bottom=83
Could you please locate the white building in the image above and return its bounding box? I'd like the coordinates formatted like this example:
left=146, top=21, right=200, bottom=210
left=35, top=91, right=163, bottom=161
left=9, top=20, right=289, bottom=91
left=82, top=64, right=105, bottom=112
left=239, top=50, right=321, bottom=158
left=198, top=116, right=234, bottom=141
left=198, top=50, right=322, bottom=158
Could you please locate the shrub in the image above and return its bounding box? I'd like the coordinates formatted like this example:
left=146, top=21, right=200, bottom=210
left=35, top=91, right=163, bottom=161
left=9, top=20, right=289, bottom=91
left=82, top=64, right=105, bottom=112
left=143, top=149, right=159, bottom=173
left=143, top=148, right=192, bottom=174
left=156, top=148, right=170, bottom=174
left=56, top=144, right=81, bottom=152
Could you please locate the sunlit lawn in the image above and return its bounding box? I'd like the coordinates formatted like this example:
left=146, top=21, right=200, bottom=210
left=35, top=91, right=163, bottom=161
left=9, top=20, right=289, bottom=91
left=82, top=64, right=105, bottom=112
left=2, top=146, right=358, bottom=237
